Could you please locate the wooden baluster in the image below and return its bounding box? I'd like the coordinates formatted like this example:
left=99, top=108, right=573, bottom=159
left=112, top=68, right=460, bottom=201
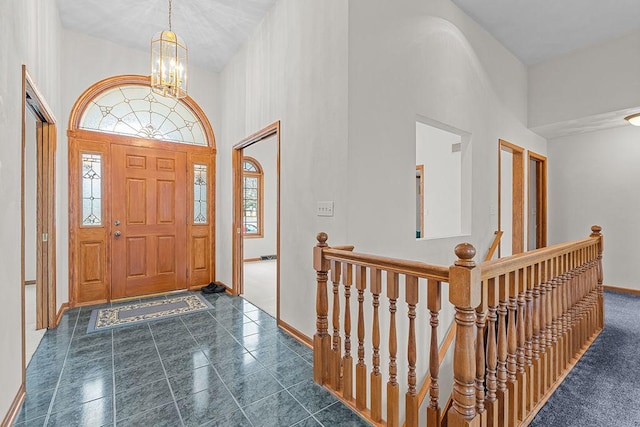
left=590, top=225, right=604, bottom=330
left=405, top=275, right=419, bottom=427
left=329, top=260, right=342, bottom=390
left=342, top=262, right=354, bottom=400
left=355, top=265, right=367, bottom=410
left=475, top=282, right=487, bottom=426
left=524, top=265, right=534, bottom=412
left=550, top=257, right=559, bottom=383
left=561, top=254, right=570, bottom=373
left=538, top=260, right=548, bottom=394
left=544, top=259, right=554, bottom=392
left=532, top=263, right=543, bottom=403
left=486, top=277, right=499, bottom=427
left=496, top=275, right=509, bottom=426
left=446, top=243, right=481, bottom=427
left=516, top=268, right=527, bottom=421
left=313, top=232, right=330, bottom=384
left=387, top=272, right=400, bottom=427
left=557, top=254, right=567, bottom=375
left=506, top=272, right=519, bottom=425
left=428, top=279, right=442, bottom=426
left=370, top=268, right=382, bottom=422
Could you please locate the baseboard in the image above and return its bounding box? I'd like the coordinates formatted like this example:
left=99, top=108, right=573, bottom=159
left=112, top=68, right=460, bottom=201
left=54, top=302, right=70, bottom=327
left=1, top=383, right=25, bottom=427
left=603, top=285, right=640, bottom=296
left=277, top=319, right=312, bottom=348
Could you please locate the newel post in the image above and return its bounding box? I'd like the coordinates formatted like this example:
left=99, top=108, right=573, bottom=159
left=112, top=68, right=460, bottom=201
left=590, top=225, right=604, bottom=328
left=314, top=232, right=331, bottom=384
left=447, top=243, right=481, bottom=427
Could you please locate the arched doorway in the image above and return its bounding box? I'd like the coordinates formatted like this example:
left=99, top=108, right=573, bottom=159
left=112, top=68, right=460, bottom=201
left=68, top=75, right=216, bottom=304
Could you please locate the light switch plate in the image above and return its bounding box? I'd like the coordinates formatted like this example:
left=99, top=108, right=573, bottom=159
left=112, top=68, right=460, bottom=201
left=317, top=201, right=334, bottom=217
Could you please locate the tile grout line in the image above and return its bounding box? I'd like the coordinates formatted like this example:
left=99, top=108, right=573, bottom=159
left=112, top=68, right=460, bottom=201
left=178, top=303, right=257, bottom=427
left=111, top=329, right=116, bottom=426
left=147, top=322, right=187, bottom=427
left=41, top=307, right=81, bottom=427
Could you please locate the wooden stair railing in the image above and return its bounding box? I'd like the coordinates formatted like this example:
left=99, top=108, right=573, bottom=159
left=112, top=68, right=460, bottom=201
left=413, top=229, right=503, bottom=426
left=313, top=225, right=604, bottom=427
left=314, top=232, right=450, bottom=426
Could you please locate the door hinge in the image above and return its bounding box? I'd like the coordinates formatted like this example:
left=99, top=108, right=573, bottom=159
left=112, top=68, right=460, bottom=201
left=42, top=233, right=48, bottom=242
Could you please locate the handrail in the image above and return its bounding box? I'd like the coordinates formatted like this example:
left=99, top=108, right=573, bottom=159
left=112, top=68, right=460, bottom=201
left=485, top=230, right=503, bottom=261
left=480, top=236, right=594, bottom=279
left=323, top=248, right=450, bottom=282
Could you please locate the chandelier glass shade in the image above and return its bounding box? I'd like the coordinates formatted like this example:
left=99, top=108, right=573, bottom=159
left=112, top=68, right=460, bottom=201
left=151, top=1, right=188, bottom=99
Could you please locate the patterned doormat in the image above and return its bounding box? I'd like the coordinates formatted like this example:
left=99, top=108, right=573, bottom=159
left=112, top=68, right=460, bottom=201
left=86, top=293, right=213, bottom=334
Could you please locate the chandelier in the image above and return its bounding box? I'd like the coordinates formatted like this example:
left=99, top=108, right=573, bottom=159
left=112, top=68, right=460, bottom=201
left=151, top=0, right=188, bottom=99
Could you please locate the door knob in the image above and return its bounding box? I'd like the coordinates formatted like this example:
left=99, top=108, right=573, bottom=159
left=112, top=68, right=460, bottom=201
left=114, top=230, right=122, bottom=237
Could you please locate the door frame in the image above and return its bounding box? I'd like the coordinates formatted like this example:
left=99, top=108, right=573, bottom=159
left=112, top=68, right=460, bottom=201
left=528, top=151, right=547, bottom=249
left=232, top=121, right=281, bottom=317
left=498, top=139, right=525, bottom=256
left=21, top=65, right=57, bottom=383
left=67, top=75, right=217, bottom=305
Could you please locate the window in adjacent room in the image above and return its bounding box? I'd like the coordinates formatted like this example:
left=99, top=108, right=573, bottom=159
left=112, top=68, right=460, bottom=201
left=242, top=157, right=263, bottom=237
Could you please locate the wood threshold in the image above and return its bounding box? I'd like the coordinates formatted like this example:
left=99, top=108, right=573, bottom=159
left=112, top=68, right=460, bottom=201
left=521, top=328, right=603, bottom=425
left=278, top=319, right=312, bottom=348
left=1, top=384, right=25, bottom=427
left=54, top=302, right=70, bottom=327
left=23, top=280, right=36, bottom=286
left=603, top=285, right=640, bottom=296
left=243, top=257, right=262, bottom=263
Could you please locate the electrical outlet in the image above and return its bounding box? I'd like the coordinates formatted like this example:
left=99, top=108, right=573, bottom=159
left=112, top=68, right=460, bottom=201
left=317, top=201, right=334, bottom=217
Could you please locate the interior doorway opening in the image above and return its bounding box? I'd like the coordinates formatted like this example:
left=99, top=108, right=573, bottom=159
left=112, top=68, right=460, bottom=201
left=21, top=65, right=58, bottom=383
left=528, top=151, right=548, bottom=250
left=498, top=139, right=524, bottom=257
left=232, top=122, right=280, bottom=319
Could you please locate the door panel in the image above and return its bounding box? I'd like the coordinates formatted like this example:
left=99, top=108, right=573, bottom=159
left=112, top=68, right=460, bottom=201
left=111, top=144, right=187, bottom=298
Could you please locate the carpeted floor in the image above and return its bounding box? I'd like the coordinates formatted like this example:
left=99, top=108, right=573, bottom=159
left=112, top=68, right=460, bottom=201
left=531, top=290, right=640, bottom=426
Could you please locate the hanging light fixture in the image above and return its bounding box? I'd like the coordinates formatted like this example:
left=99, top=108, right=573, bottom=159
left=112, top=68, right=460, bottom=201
left=151, top=0, right=188, bottom=99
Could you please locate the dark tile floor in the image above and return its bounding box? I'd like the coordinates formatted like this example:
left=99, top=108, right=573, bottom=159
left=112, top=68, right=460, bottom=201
left=15, top=291, right=371, bottom=426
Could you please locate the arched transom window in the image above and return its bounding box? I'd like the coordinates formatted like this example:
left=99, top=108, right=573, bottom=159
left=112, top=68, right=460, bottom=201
left=243, top=157, right=263, bottom=237
left=79, top=84, right=207, bottom=145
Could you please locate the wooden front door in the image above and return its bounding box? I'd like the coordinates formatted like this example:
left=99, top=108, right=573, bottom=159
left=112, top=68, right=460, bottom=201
left=110, top=144, right=187, bottom=298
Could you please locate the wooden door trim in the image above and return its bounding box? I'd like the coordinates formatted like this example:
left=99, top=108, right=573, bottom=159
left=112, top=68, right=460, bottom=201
left=68, top=76, right=217, bottom=305
left=528, top=151, right=548, bottom=248
left=21, top=65, right=57, bottom=388
left=498, top=139, right=525, bottom=256
left=232, top=121, right=281, bottom=319
left=416, top=165, right=424, bottom=238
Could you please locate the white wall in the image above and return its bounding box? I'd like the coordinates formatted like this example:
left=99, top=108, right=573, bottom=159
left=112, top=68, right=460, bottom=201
left=59, top=29, right=222, bottom=306
left=243, top=135, right=277, bottom=259
left=500, top=149, right=514, bottom=256
left=415, top=121, right=463, bottom=239
left=529, top=31, right=640, bottom=128
left=0, top=0, right=62, bottom=417
left=548, top=125, right=640, bottom=290
left=218, top=0, right=350, bottom=335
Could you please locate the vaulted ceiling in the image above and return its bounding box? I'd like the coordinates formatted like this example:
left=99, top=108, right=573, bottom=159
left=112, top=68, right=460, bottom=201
left=56, top=0, right=277, bottom=72
left=451, top=0, right=640, bottom=65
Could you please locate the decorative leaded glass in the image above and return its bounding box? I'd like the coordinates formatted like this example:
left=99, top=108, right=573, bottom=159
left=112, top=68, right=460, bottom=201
left=243, top=160, right=257, bottom=172
left=82, top=153, right=102, bottom=226
left=79, top=85, right=207, bottom=145
left=194, top=164, right=207, bottom=224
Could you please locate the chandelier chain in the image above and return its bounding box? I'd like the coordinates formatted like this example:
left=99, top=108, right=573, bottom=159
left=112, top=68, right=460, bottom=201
left=168, top=0, right=172, bottom=31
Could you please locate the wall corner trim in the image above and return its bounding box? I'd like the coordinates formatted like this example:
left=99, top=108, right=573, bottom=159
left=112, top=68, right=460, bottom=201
left=54, top=302, right=70, bottom=327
